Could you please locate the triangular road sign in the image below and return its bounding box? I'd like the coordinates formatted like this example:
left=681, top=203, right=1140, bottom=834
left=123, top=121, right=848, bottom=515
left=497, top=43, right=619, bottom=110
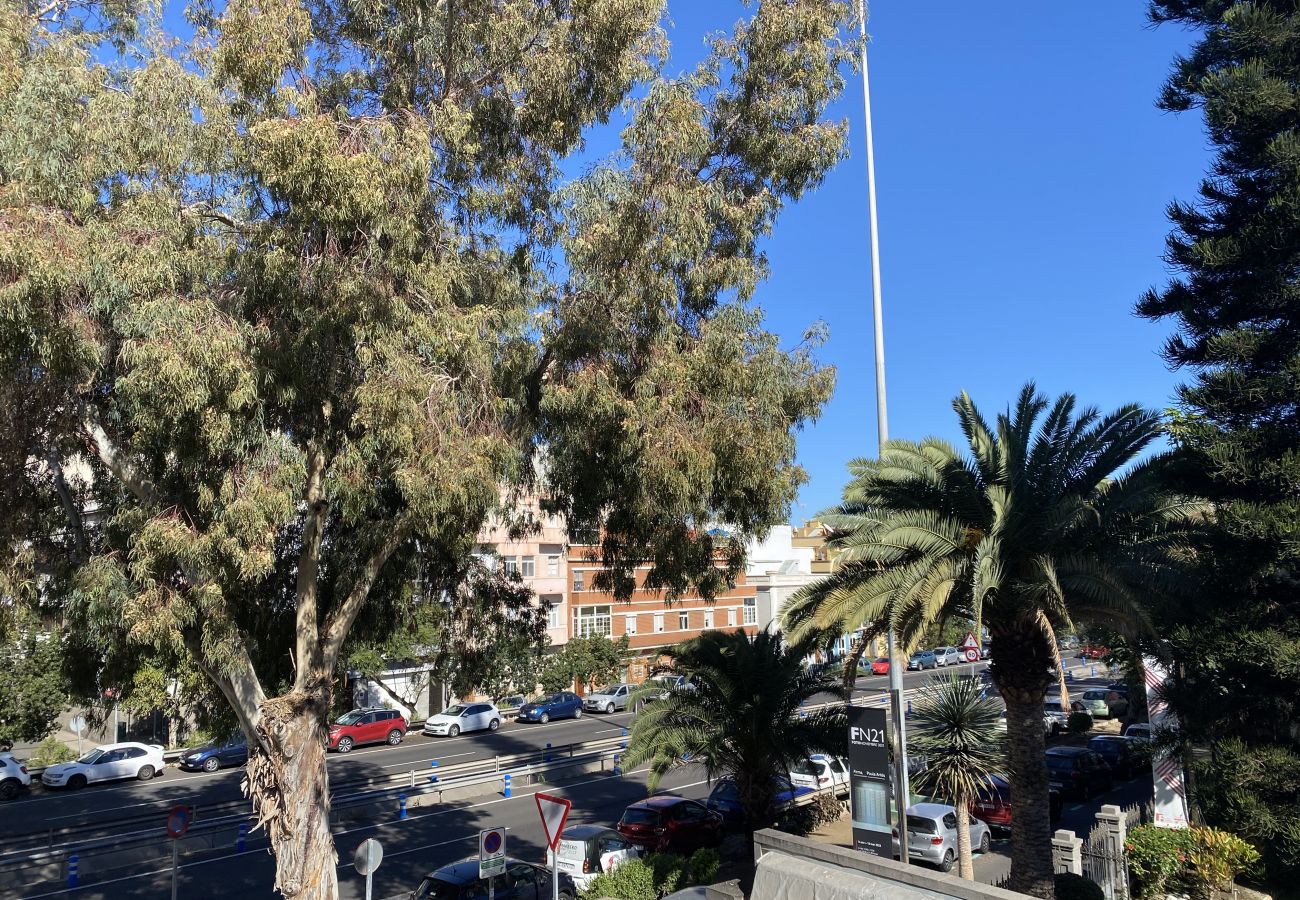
left=962, top=631, right=979, bottom=650
left=535, top=792, right=572, bottom=850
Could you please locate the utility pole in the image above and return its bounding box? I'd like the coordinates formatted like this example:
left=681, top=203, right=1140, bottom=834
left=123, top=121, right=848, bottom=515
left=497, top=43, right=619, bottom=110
left=856, top=0, right=911, bottom=862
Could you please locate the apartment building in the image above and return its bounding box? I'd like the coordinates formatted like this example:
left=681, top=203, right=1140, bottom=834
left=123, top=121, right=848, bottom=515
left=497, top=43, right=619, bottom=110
left=791, top=521, right=834, bottom=575
left=476, top=500, right=570, bottom=648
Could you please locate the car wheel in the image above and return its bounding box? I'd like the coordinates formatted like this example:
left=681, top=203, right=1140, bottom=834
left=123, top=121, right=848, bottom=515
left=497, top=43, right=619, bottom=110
left=202, top=757, right=220, bottom=773
left=0, top=780, right=18, bottom=801
left=559, top=892, right=574, bottom=900
left=337, top=736, right=354, bottom=753
left=573, top=707, right=582, bottom=719
left=448, top=725, right=460, bottom=738
left=539, top=713, right=550, bottom=724
left=606, top=702, right=615, bottom=714
left=137, top=765, right=156, bottom=781
left=488, top=719, right=500, bottom=732
left=939, top=850, right=954, bottom=873
left=387, top=729, right=404, bottom=746
left=68, top=774, right=87, bottom=790
left=979, top=832, right=991, bottom=854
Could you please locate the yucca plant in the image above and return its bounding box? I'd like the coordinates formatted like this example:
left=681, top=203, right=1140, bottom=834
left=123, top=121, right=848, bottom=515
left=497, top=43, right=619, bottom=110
left=782, top=384, right=1203, bottom=897
left=909, top=672, right=1006, bottom=879
left=622, top=628, right=845, bottom=845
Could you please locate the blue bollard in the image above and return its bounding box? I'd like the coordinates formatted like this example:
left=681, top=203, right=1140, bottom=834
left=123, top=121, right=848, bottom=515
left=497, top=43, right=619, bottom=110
left=906, top=700, right=913, bottom=718
left=621, top=728, right=628, bottom=749
left=236, top=822, right=248, bottom=853
left=613, top=754, right=621, bottom=776
left=544, top=742, right=552, bottom=763
left=68, top=854, right=79, bottom=889
left=503, top=774, right=512, bottom=798
left=1090, top=665, right=1097, bottom=677
left=399, top=792, right=408, bottom=821
left=429, top=759, right=439, bottom=783
left=1065, top=669, right=1074, bottom=683
left=683, top=751, right=691, bottom=761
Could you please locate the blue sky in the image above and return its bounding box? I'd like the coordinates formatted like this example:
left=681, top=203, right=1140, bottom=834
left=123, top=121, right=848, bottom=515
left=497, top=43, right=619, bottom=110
left=652, top=3, right=1210, bottom=521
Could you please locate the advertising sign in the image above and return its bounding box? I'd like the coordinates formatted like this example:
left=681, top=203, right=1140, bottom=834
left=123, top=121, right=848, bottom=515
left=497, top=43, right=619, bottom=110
left=1143, top=656, right=1189, bottom=829
left=847, top=706, right=892, bottom=858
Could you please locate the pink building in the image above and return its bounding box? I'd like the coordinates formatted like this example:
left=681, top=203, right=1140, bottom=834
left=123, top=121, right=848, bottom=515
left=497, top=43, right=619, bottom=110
left=476, top=499, right=570, bottom=647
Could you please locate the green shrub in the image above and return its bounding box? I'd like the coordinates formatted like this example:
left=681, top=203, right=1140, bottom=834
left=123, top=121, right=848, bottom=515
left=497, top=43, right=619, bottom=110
left=687, top=848, right=720, bottom=886
left=1127, top=825, right=1194, bottom=899
left=646, top=854, right=686, bottom=896
left=582, top=857, right=657, bottom=900
left=28, top=736, right=76, bottom=768
left=581, top=849, right=722, bottom=900
left=1067, top=711, right=1094, bottom=734
left=1055, top=873, right=1104, bottom=900
left=1187, top=827, right=1260, bottom=898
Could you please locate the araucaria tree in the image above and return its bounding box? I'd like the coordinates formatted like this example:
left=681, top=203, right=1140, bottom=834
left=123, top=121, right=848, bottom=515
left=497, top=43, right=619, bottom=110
left=0, top=1, right=850, bottom=896
left=782, top=385, right=1201, bottom=898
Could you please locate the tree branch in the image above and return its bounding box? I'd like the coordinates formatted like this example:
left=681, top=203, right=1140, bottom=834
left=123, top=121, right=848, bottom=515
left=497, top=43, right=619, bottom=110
left=319, top=517, right=414, bottom=674
left=81, top=412, right=163, bottom=507
left=183, top=629, right=269, bottom=746
left=293, top=448, right=328, bottom=692
left=45, top=446, right=88, bottom=564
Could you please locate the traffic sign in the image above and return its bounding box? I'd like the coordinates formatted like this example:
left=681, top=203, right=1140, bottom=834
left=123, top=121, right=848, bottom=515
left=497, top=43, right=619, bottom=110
left=535, top=793, right=572, bottom=851
left=68, top=715, right=86, bottom=735
left=480, top=827, right=507, bottom=879
left=165, top=806, right=191, bottom=839
left=961, top=631, right=979, bottom=650
left=963, top=648, right=980, bottom=663
left=354, top=838, right=384, bottom=876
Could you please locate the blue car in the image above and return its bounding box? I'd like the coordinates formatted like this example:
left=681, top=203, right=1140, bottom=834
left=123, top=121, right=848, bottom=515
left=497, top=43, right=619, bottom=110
left=705, top=775, right=814, bottom=827
left=517, top=692, right=583, bottom=724
left=178, top=733, right=248, bottom=772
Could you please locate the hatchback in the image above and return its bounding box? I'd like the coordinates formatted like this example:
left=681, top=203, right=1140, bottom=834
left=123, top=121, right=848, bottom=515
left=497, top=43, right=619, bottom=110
left=410, top=857, right=575, bottom=900
left=908, top=650, right=938, bottom=671
left=869, top=657, right=890, bottom=676
left=548, top=825, right=640, bottom=890
left=788, top=754, right=850, bottom=794
left=423, top=702, right=501, bottom=737
left=583, top=684, right=633, bottom=714
left=617, top=796, right=723, bottom=853
left=969, top=774, right=1062, bottom=832
left=179, top=733, right=249, bottom=772
left=0, top=753, right=31, bottom=801
left=1123, top=723, right=1153, bottom=743
left=1074, top=691, right=1112, bottom=719
left=1087, top=735, right=1145, bottom=780
left=1045, top=747, right=1114, bottom=799
left=934, top=647, right=961, bottom=666
left=892, top=803, right=990, bottom=873
left=518, top=692, right=583, bottom=724
left=328, top=708, right=407, bottom=753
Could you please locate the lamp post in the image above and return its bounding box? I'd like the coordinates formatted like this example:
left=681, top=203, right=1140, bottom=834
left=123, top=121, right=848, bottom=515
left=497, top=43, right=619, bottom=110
left=856, top=0, right=911, bottom=862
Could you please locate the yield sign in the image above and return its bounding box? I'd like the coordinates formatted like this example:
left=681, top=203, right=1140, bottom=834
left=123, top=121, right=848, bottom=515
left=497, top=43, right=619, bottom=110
left=535, top=792, right=572, bottom=850
left=962, top=631, right=980, bottom=650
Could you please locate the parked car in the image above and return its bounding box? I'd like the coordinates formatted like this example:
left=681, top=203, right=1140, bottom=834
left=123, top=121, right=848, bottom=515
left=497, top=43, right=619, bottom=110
left=969, top=774, right=1062, bottom=832
left=789, top=754, right=850, bottom=794
left=980, top=642, right=992, bottom=660
left=1123, top=723, right=1153, bottom=743
left=1081, top=645, right=1109, bottom=660
left=934, top=647, right=961, bottom=666
left=1045, top=747, right=1114, bottom=800
left=1087, top=735, right=1145, bottom=780
left=179, top=733, right=249, bottom=772
left=496, top=694, right=527, bottom=713
left=328, top=707, right=407, bottom=753
left=547, top=825, right=640, bottom=890
left=869, top=657, right=890, bottom=676
left=423, top=702, right=501, bottom=737
left=646, top=674, right=697, bottom=701
left=908, top=650, right=938, bottom=671
left=1042, top=700, right=1071, bottom=735
left=410, top=857, right=575, bottom=900
left=1065, top=691, right=1110, bottom=719
left=705, top=775, right=814, bottom=827
left=0, top=752, right=31, bottom=801
left=996, top=708, right=1061, bottom=738
left=518, top=692, right=583, bottom=724
left=41, top=742, right=166, bottom=789
left=892, top=803, right=990, bottom=873
left=584, top=684, right=633, bottom=714
left=618, top=796, right=724, bottom=853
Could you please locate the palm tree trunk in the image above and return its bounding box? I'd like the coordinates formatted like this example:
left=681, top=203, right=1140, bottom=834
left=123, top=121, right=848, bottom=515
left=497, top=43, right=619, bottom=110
left=1003, top=693, right=1054, bottom=898
left=955, top=797, right=975, bottom=880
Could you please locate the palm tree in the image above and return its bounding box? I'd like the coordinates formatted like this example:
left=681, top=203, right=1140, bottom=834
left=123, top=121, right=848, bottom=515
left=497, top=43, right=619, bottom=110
left=622, top=628, right=845, bottom=843
left=781, top=384, right=1201, bottom=898
left=909, top=672, right=1006, bottom=880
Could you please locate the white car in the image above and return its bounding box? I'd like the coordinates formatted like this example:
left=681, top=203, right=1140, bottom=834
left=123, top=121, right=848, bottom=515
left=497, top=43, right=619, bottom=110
left=0, top=752, right=32, bottom=801
left=41, top=742, right=166, bottom=789
left=584, top=684, right=633, bottom=713
left=934, top=647, right=961, bottom=666
left=996, top=709, right=1062, bottom=738
left=789, top=754, right=850, bottom=795
left=1123, top=723, right=1152, bottom=743
left=549, top=825, right=640, bottom=890
left=422, top=702, right=501, bottom=737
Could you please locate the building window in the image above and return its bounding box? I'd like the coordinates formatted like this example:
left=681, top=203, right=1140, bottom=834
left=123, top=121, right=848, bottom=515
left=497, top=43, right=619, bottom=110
left=572, top=570, right=584, bottom=592
left=625, top=615, right=638, bottom=635
left=743, top=597, right=756, bottom=625
left=547, top=555, right=560, bottom=577
left=547, top=602, right=562, bottom=630
left=678, top=612, right=689, bottom=631
left=728, top=608, right=737, bottom=627
left=573, top=605, right=612, bottom=638
left=521, top=556, right=535, bottom=578
left=703, top=609, right=713, bottom=629
left=502, top=556, right=519, bottom=576
left=654, top=613, right=664, bottom=633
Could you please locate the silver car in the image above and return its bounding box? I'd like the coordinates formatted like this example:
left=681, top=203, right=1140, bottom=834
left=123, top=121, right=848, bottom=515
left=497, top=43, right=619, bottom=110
left=892, top=802, right=990, bottom=872
left=584, top=684, right=633, bottom=713
left=934, top=647, right=961, bottom=666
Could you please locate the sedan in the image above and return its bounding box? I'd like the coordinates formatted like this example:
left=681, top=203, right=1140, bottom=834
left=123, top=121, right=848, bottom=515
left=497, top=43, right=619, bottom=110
left=423, top=702, right=501, bottom=737
left=705, top=775, right=813, bottom=828
left=584, top=684, right=633, bottom=714
left=518, top=692, right=583, bottom=724
left=618, top=796, right=723, bottom=853
left=41, top=742, right=166, bottom=789
left=934, top=647, right=961, bottom=666
left=869, top=657, right=891, bottom=676
left=1045, top=747, right=1114, bottom=800
left=179, top=733, right=248, bottom=772
left=1087, top=735, right=1145, bottom=780
left=411, top=857, right=575, bottom=900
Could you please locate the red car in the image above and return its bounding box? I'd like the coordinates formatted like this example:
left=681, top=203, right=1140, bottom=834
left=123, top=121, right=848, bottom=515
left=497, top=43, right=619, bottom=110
left=616, top=796, right=723, bottom=853
left=969, top=774, right=1062, bottom=832
left=1081, top=646, right=1109, bottom=660
left=870, top=657, right=890, bottom=676
left=327, top=707, right=407, bottom=753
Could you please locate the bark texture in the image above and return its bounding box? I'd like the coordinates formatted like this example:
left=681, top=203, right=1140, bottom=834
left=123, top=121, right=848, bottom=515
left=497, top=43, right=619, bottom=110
left=955, top=799, right=974, bottom=880
left=244, top=687, right=338, bottom=900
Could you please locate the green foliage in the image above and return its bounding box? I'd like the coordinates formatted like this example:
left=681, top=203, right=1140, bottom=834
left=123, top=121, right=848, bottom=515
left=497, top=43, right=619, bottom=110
left=776, top=791, right=845, bottom=837
left=1054, top=874, right=1104, bottom=900
left=623, top=628, right=846, bottom=833
left=1189, top=826, right=1261, bottom=897
left=1127, top=824, right=1261, bottom=900
left=1067, top=712, right=1094, bottom=735
left=1127, top=825, right=1194, bottom=900
left=28, top=736, right=76, bottom=768
left=687, top=848, right=721, bottom=886
left=541, top=634, right=631, bottom=694
left=909, top=672, right=1006, bottom=810
left=0, top=626, right=69, bottom=745
left=582, top=853, right=693, bottom=900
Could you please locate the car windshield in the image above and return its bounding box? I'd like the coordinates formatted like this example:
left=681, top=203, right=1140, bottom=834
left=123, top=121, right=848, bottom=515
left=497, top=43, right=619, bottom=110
left=335, top=711, right=365, bottom=725
left=905, top=815, right=938, bottom=834
left=411, top=876, right=465, bottom=900
left=909, top=653, right=925, bottom=660
left=442, top=705, right=467, bottom=717
left=77, top=749, right=104, bottom=765
left=1045, top=755, right=1077, bottom=771
left=875, top=658, right=888, bottom=664
left=621, top=807, right=662, bottom=826
left=791, top=759, right=819, bottom=776
left=545, top=694, right=565, bottom=704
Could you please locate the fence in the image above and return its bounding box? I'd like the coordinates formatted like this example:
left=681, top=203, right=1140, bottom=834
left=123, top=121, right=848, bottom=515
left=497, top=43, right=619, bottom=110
left=1052, top=800, right=1149, bottom=900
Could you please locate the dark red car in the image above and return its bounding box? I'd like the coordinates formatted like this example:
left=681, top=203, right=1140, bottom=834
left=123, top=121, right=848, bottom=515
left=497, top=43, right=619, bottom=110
left=970, top=774, right=1063, bottom=832
left=1081, top=646, right=1109, bottom=660
left=616, top=796, right=723, bottom=853
left=870, top=657, right=890, bottom=676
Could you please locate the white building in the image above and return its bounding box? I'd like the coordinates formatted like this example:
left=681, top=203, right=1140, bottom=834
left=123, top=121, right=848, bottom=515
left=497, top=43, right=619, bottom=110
left=744, top=525, right=818, bottom=632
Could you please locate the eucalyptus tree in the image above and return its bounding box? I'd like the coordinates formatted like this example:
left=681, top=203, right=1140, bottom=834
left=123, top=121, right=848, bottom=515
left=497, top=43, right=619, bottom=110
left=0, top=1, right=852, bottom=896
left=782, top=385, right=1202, bottom=898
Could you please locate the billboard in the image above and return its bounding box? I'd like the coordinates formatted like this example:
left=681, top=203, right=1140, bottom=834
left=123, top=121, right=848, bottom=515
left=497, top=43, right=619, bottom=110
left=848, top=706, right=892, bottom=857
left=1143, top=656, right=1189, bottom=829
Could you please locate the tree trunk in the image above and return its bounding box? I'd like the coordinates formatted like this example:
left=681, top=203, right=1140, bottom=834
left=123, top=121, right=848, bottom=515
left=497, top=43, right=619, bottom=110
left=955, top=796, right=974, bottom=880
left=243, top=687, right=338, bottom=900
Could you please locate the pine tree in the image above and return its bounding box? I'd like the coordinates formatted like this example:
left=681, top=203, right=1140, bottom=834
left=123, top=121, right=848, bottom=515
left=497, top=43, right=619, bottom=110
left=1140, top=1, right=1300, bottom=879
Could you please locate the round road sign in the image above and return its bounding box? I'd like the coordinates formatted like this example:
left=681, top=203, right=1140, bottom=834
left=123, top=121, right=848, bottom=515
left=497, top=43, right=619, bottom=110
left=165, top=805, right=192, bottom=839
left=68, top=715, right=86, bottom=736
left=354, top=838, right=384, bottom=876
left=964, top=648, right=979, bottom=663
left=483, top=831, right=502, bottom=855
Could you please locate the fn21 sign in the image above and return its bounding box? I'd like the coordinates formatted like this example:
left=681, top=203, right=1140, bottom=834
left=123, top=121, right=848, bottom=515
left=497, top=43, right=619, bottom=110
left=848, top=706, right=892, bottom=858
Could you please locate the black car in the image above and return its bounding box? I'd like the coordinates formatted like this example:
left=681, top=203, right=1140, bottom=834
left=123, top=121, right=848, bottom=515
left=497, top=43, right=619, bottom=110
left=410, top=857, right=575, bottom=900
left=178, top=734, right=249, bottom=772
left=1045, top=747, right=1114, bottom=800
left=1087, top=735, right=1145, bottom=780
